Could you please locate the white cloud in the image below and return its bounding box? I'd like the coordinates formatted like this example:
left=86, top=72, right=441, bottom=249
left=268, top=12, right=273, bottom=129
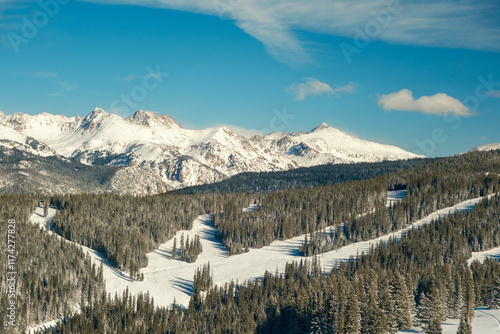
left=80, top=0, right=500, bottom=65
left=487, top=90, right=500, bottom=98
left=378, top=89, right=472, bottom=116
left=288, top=78, right=356, bottom=101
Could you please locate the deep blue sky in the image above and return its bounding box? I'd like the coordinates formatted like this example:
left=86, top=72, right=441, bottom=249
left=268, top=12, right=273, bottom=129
left=0, top=0, right=499, bottom=157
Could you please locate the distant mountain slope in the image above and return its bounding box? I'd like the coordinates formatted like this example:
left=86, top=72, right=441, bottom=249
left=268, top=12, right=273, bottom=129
left=0, top=108, right=424, bottom=192
left=255, top=123, right=420, bottom=166
left=472, top=143, right=500, bottom=152
left=0, top=147, right=119, bottom=194
left=175, top=158, right=435, bottom=194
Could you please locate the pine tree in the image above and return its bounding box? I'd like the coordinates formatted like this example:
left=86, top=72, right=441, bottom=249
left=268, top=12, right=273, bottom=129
left=391, top=272, right=414, bottom=330
left=418, top=284, right=443, bottom=334
left=172, top=237, right=177, bottom=260
left=180, top=233, right=185, bottom=261
left=454, top=275, right=465, bottom=318
left=345, top=281, right=361, bottom=334
left=488, top=274, right=500, bottom=309
left=456, top=314, right=472, bottom=334
left=380, top=280, right=398, bottom=334
left=462, top=266, right=475, bottom=323
left=44, top=200, right=49, bottom=217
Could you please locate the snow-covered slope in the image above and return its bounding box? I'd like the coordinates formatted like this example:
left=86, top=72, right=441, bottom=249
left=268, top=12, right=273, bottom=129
left=1, top=108, right=423, bottom=192
left=255, top=123, right=422, bottom=166
left=0, top=122, right=56, bottom=157
left=472, top=143, right=500, bottom=152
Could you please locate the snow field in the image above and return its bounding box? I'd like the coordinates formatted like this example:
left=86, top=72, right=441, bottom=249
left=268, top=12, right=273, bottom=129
left=397, top=307, right=500, bottom=333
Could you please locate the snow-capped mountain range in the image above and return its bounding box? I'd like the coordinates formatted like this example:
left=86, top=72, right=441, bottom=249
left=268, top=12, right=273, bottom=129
left=0, top=108, right=423, bottom=193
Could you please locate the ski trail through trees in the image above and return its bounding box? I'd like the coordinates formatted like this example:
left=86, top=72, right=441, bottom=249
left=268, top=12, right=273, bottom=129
left=29, top=193, right=497, bottom=310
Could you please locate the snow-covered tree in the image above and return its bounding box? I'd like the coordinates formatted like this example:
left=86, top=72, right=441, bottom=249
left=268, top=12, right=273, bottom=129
left=418, top=284, right=444, bottom=334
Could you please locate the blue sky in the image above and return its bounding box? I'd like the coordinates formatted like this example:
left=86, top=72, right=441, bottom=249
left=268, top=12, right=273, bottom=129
left=0, top=0, right=499, bottom=157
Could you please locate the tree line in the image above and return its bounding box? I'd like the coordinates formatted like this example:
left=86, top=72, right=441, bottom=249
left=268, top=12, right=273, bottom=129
left=51, top=193, right=209, bottom=273
left=300, top=172, right=499, bottom=256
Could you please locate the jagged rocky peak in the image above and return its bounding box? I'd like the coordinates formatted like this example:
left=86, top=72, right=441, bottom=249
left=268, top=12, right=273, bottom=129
left=81, top=108, right=114, bottom=131
left=127, top=110, right=183, bottom=129
left=83, top=107, right=111, bottom=122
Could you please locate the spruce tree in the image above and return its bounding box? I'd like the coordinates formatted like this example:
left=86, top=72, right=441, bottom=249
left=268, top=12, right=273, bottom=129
left=392, top=272, right=414, bottom=330
left=488, top=274, right=500, bottom=309
left=418, top=284, right=444, bottom=334
left=172, top=237, right=177, bottom=260
left=345, top=281, right=362, bottom=334
left=456, top=314, right=472, bottom=334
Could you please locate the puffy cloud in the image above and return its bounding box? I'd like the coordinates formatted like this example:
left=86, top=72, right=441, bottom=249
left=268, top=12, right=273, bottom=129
left=288, top=78, right=356, bottom=101
left=378, top=89, right=472, bottom=116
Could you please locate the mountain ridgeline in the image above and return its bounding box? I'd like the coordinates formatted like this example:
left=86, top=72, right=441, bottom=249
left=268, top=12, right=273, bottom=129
left=0, top=108, right=422, bottom=194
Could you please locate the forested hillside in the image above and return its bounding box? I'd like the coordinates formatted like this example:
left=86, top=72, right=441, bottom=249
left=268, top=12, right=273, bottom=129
left=213, top=177, right=387, bottom=254
left=50, top=193, right=500, bottom=333
left=0, top=147, right=120, bottom=194
left=175, top=158, right=433, bottom=194
left=214, top=150, right=500, bottom=256
left=51, top=194, right=213, bottom=274
left=0, top=195, right=104, bottom=333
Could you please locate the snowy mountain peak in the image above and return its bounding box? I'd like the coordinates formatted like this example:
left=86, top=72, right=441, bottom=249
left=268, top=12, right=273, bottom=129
left=312, top=123, right=330, bottom=131
left=0, top=108, right=424, bottom=193
left=89, top=107, right=109, bottom=117
left=127, top=110, right=182, bottom=129
left=82, top=108, right=110, bottom=122
left=472, top=143, right=500, bottom=152
left=80, top=108, right=116, bottom=132
left=309, top=123, right=346, bottom=136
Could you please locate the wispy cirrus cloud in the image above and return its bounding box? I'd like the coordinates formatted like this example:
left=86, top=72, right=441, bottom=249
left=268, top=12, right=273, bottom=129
left=288, top=78, right=356, bottom=101
left=79, top=0, right=500, bottom=65
left=378, top=89, right=473, bottom=116
left=16, top=71, right=59, bottom=78
left=49, top=82, right=77, bottom=97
